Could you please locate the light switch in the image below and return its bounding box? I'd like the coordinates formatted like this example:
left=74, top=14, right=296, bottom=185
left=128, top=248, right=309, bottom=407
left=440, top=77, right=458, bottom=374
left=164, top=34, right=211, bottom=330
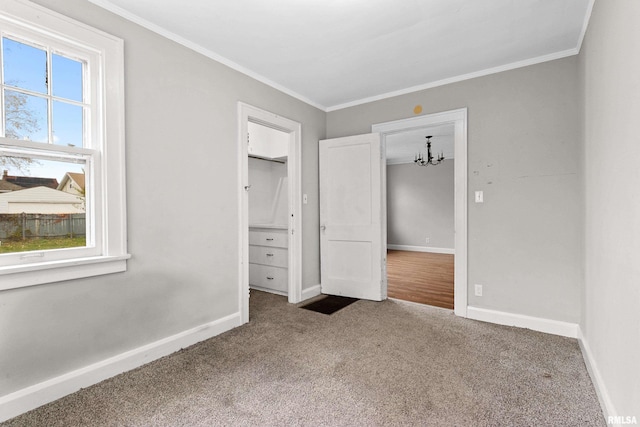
left=475, top=191, right=484, bottom=203
left=303, top=194, right=308, bottom=204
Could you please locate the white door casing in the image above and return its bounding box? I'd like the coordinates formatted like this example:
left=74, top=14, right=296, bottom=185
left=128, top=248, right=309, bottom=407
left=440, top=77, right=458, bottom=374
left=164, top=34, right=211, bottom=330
left=319, top=133, right=385, bottom=301
left=372, top=108, right=468, bottom=317
left=238, top=102, right=302, bottom=324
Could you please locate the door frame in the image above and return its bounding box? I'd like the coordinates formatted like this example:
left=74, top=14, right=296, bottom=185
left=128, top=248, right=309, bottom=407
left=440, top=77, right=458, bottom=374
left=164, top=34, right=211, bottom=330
left=238, top=102, right=303, bottom=324
left=372, top=108, right=468, bottom=317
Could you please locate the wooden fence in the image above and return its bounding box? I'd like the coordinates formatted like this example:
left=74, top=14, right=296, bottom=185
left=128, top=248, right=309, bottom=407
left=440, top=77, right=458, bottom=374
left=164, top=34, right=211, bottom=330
left=0, top=213, right=86, bottom=240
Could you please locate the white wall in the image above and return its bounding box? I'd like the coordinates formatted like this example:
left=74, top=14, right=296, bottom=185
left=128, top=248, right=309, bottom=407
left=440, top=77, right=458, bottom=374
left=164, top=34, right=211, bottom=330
left=0, top=0, right=324, bottom=400
left=580, top=0, right=640, bottom=419
left=387, top=160, right=454, bottom=249
left=328, top=57, right=582, bottom=323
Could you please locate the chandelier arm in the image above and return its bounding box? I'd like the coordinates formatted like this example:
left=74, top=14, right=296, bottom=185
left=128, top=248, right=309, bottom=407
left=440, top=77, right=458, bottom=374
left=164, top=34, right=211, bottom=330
left=414, top=135, right=445, bottom=167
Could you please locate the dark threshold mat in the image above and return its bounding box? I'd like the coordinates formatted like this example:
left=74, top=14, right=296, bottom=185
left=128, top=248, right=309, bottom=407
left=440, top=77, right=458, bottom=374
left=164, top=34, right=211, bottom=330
left=300, top=295, right=359, bottom=315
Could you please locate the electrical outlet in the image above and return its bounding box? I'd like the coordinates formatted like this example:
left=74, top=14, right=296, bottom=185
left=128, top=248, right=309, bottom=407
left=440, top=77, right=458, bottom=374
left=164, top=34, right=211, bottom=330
left=425, top=237, right=430, bottom=244
left=474, top=284, right=483, bottom=297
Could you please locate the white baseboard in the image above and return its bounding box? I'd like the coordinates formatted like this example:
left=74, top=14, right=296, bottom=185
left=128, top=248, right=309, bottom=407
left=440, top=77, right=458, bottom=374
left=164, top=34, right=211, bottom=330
left=387, top=244, right=455, bottom=255
left=249, top=285, right=320, bottom=302
left=466, top=306, right=578, bottom=338
left=577, top=327, right=618, bottom=425
left=0, top=312, right=242, bottom=423
left=301, top=284, right=321, bottom=301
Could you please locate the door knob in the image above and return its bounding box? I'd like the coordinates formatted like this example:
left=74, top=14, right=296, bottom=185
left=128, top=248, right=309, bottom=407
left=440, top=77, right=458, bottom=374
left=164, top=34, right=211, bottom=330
left=320, top=225, right=326, bottom=231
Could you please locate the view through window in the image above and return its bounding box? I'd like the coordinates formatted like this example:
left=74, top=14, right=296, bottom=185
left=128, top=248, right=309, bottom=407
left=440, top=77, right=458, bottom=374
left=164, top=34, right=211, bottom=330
left=1, top=36, right=89, bottom=255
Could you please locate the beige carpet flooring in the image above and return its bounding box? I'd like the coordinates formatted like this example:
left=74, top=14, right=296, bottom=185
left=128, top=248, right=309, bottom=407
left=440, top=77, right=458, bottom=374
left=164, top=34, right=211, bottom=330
left=3, top=291, right=604, bottom=426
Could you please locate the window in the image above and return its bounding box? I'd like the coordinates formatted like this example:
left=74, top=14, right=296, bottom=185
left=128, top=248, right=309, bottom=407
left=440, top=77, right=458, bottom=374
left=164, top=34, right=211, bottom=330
left=0, top=1, right=128, bottom=290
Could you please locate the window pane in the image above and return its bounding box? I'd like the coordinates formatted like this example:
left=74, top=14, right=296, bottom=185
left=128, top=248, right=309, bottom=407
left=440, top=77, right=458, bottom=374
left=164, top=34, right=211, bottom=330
left=4, top=90, right=48, bottom=142
left=0, top=154, right=86, bottom=254
left=52, top=54, right=83, bottom=102
left=2, top=37, right=48, bottom=94
left=53, top=101, right=83, bottom=147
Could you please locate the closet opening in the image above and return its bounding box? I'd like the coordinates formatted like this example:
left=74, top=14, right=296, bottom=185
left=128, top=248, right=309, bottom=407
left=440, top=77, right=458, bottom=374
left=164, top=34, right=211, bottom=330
left=247, top=122, right=290, bottom=296
left=238, top=103, right=302, bottom=324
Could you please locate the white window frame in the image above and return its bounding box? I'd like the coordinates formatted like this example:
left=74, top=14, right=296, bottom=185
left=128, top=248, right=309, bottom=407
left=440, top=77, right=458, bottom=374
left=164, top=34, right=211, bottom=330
left=0, top=0, right=128, bottom=290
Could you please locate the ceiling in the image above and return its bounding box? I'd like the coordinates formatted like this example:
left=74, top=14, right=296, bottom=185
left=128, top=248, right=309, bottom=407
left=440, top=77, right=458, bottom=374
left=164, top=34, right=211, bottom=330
left=88, top=0, right=593, bottom=111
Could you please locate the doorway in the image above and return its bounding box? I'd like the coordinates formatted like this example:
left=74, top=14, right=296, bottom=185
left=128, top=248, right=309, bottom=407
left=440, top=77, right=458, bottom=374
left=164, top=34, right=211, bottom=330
left=238, top=103, right=302, bottom=324
left=384, top=123, right=455, bottom=308
left=372, top=108, right=467, bottom=317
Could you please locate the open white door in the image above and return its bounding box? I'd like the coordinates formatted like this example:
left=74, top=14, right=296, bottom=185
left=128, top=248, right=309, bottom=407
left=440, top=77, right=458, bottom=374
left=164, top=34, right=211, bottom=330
left=319, top=133, right=385, bottom=301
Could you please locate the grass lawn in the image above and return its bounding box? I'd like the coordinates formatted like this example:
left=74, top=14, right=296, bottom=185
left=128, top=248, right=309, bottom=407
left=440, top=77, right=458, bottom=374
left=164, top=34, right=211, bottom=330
left=0, top=236, right=86, bottom=254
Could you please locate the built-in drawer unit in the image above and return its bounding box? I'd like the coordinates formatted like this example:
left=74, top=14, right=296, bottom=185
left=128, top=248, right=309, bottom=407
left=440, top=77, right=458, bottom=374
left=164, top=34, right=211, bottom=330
left=249, top=245, right=288, bottom=268
left=249, top=229, right=288, bottom=249
left=249, top=226, right=288, bottom=295
left=248, top=264, right=288, bottom=293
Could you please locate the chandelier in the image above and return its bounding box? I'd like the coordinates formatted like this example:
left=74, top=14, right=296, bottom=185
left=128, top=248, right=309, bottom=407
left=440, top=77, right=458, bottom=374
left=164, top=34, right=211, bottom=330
left=414, top=135, right=444, bottom=167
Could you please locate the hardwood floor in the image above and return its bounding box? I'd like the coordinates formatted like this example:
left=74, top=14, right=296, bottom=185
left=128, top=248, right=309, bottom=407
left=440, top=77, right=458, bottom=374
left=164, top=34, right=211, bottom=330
left=386, top=250, right=454, bottom=309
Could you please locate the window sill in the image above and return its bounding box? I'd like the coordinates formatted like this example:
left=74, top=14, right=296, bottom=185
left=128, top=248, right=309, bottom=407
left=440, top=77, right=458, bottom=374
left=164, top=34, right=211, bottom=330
left=0, top=254, right=131, bottom=291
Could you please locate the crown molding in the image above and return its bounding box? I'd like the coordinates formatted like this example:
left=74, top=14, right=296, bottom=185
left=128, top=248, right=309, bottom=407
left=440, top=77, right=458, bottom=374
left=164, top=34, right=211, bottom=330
left=576, top=0, right=595, bottom=53
left=326, top=48, right=579, bottom=111
left=87, top=0, right=326, bottom=111
left=88, top=0, right=586, bottom=114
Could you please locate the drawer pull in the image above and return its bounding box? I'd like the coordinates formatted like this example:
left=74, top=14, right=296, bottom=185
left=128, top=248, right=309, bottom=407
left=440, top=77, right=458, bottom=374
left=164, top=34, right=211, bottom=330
left=266, top=253, right=274, bottom=257
left=266, top=238, right=274, bottom=241
left=266, top=276, right=274, bottom=280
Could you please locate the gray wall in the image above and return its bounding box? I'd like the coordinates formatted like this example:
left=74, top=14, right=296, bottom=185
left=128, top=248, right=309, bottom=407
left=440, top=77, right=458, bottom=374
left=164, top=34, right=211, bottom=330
left=327, top=57, right=582, bottom=323
left=0, top=0, right=324, bottom=397
left=580, top=0, right=640, bottom=418
left=387, top=161, right=454, bottom=249
left=7, top=1, right=636, bottom=419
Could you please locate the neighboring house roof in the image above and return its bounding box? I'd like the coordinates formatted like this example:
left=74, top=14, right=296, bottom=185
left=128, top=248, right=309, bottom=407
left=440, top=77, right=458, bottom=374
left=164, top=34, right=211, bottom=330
left=0, top=180, right=24, bottom=193
left=57, top=172, right=85, bottom=193
left=2, top=170, right=59, bottom=189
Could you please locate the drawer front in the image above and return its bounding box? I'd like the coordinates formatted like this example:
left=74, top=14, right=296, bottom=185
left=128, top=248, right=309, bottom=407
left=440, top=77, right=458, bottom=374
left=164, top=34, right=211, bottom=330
left=249, top=230, right=288, bottom=248
left=249, top=264, right=288, bottom=292
left=249, top=245, right=288, bottom=268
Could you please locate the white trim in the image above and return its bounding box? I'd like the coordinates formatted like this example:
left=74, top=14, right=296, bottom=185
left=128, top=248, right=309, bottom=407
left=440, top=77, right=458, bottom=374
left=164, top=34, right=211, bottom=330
left=0, top=0, right=128, bottom=288
left=576, top=0, right=596, bottom=53
left=372, top=108, right=468, bottom=317
left=387, top=244, right=454, bottom=255
left=0, top=312, right=241, bottom=423
left=86, top=0, right=325, bottom=112
left=238, top=105, right=249, bottom=324
left=301, top=284, right=322, bottom=301
left=466, top=306, right=578, bottom=338
left=327, top=49, right=578, bottom=111
left=381, top=136, right=388, bottom=298
left=238, top=103, right=303, bottom=326
left=89, top=0, right=585, bottom=113
left=453, top=112, right=466, bottom=313
left=577, top=327, right=618, bottom=425
left=0, top=255, right=130, bottom=290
